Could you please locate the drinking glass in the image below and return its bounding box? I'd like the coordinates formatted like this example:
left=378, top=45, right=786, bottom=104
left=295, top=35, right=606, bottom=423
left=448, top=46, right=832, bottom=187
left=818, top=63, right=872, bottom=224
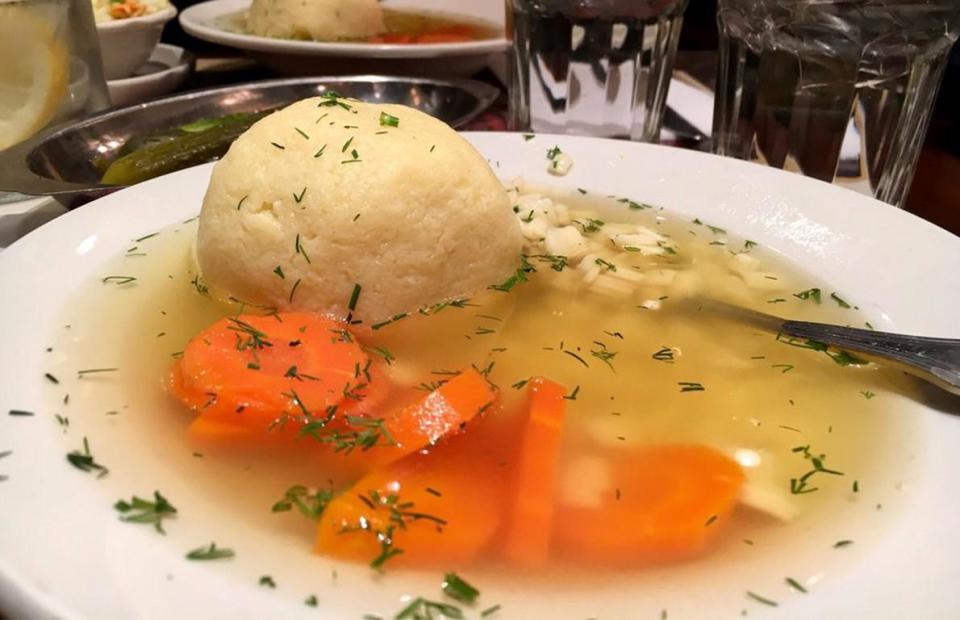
left=713, top=0, right=960, bottom=207
left=507, top=0, right=689, bottom=141
left=0, top=0, right=110, bottom=153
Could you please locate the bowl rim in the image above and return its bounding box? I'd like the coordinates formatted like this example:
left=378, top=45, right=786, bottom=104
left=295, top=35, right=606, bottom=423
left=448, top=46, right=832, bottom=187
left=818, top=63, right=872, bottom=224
left=95, top=5, right=178, bottom=31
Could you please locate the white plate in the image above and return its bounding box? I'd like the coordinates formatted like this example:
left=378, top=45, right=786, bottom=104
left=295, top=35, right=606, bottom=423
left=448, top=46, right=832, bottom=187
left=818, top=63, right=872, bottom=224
left=179, top=0, right=508, bottom=77
left=1, top=134, right=959, bottom=619
left=107, top=44, right=195, bottom=108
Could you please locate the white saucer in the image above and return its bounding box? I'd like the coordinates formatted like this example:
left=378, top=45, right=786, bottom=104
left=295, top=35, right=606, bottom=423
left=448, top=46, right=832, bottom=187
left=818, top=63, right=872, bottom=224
left=107, top=43, right=195, bottom=107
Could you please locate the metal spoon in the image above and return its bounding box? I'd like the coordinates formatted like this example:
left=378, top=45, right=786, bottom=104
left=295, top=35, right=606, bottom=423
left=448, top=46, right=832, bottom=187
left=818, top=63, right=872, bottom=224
left=694, top=299, right=960, bottom=397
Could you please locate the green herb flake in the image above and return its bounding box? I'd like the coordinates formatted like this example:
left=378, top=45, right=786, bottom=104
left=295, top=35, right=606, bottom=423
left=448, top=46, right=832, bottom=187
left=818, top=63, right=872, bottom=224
left=861, top=390, right=875, bottom=400
left=379, top=111, right=400, bottom=127
left=67, top=437, right=108, bottom=477
left=395, top=597, right=463, bottom=620
left=442, top=572, right=480, bottom=604
left=522, top=134, right=535, bottom=141
left=270, top=142, right=285, bottom=150
left=185, top=542, right=235, bottom=560
left=294, top=127, right=310, bottom=140
left=271, top=484, right=333, bottom=519
left=833, top=539, right=853, bottom=548
left=259, top=575, right=276, bottom=588
left=273, top=265, right=285, bottom=279
left=114, top=491, right=177, bottom=534
left=78, top=367, right=118, bottom=377
left=481, top=604, right=502, bottom=617
left=746, top=591, right=778, bottom=607
left=294, top=187, right=307, bottom=203
left=678, top=382, right=705, bottom=392
left=830, top=292, right=852, bottom=308
left=304, top=595, right=318, bottom=607
left=346, top=283, right=362, bottom=322
left=101, top=276, right=137, bottom=285
left=8, top=409, right=34, bottom=416
left=314, top=144, right=327, bottom=158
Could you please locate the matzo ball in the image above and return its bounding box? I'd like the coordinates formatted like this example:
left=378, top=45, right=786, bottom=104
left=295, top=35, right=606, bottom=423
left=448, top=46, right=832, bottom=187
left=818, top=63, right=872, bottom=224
left=196, top=96, right=523, bottom=324
left=247, top=0, right=384, bottom=41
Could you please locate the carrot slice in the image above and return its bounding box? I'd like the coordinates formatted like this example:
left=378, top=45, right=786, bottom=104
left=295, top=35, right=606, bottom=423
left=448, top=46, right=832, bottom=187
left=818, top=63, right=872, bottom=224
left=502, top=377, right=567, bottom=568
left=170, top=313, right=371, bottom=431
left=553, top=445, right=744, bottom=565
left=315, top=400, right=513, bottom=568
left=331, top=368, right=495, bottom=469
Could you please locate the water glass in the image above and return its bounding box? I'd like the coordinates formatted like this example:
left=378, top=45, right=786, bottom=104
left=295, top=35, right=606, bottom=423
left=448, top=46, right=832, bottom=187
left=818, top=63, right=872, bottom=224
left=0, top=0, right=110, bottom=153
left=507, top=0, right=689, bottom=142
left=713, top=0, right=960, bottom=207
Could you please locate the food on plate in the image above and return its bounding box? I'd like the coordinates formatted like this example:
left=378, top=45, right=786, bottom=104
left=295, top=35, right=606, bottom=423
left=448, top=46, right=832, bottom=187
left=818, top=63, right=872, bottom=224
left=101, top=112, right=268, bottom=186
left=91, top=0, right=170, bottom=21
left=45, top=116, right=909, bottom=615
left=234, top=4, right=501, bottom=44
left=195, top=95, right=523, bottom=323
left=247, top=0, right=385, bottom=41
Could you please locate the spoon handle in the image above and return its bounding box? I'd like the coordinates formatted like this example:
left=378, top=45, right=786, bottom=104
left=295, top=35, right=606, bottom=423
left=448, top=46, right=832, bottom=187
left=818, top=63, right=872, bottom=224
left=782, top=321, right=960, bottom=396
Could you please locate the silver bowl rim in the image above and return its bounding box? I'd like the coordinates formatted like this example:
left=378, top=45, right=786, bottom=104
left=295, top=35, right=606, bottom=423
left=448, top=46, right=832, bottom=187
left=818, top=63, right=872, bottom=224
left=0, top=74, right=501, bottom=201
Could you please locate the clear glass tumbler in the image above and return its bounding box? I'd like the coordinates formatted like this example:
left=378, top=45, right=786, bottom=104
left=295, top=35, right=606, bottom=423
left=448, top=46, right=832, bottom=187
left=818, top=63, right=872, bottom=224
left=0, top=0, right=110, bottom=153
left=713, top=0, right=960, bottom=207
left=508, top=0, right=689, bottom=141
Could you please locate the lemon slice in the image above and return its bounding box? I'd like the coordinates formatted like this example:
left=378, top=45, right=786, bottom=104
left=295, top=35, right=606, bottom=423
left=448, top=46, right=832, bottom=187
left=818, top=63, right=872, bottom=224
left=0, top=4, right=69, bottom=151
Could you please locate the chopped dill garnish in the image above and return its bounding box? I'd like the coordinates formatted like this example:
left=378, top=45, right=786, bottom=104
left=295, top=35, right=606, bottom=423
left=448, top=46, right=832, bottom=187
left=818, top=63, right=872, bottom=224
left=746, top=591, right=778, bottom=607
left=294, top=127, right=310, bottom=140
left=562, top=350, right=589, bottom=368
left=523, top=134, right=535, bottom=141
left=833, top=539, right=853, bottom=548
left=590, top=345, right=617, bottom=370
left=101, top=276, right=137, bottom=285
left=67, top=437, right=108, bottom=477
left=114, top=491, right=177, bottom=534
left=830, top=292, right=852, bottom=308
left=793, top=287, right=822, bottom=303
left=271, top=484, right=333, bottom=519
left=304, top=595, right=318, bottom=607
left=789, top=444, right=844, bottom=494
left=346, top=283, right=362, bottom=323
left=442, top=572, right=479, bottom=604
left=395, top=598, right=462, bottom=619
left=341, top=136, right=354, bottom=152
left=273, top=265, right=285, bottom=279
left=186, top=542, right=234, bottom=560
left=379, top=111, right=400, bottom=127
left=594, top=257, right=616, bottom=272
left=771, top=364, right=794, bottom=373
left=481, top=604, right=502, bottom=617
left=8, top=409, right=33, bottom=416
left=563, top=385, right=580, bottom=400
left=861, top=390, right=875, bottom=400
left=294, top=187, right=307, bottom=203
left=289, top=278, right=302, bottom=303
left=294, top=233, right=312, bottom=263
left=259, top=575, right=276, bottom=588
left=270, top=142, right=285, bottom=150
left=785, top=577, right=807, bottom=593
left=77, top=368, right=118, bottom=376
left=511, top=379, right=528, bottom=390
left=44, top=372, right=59, bottom=384
left=652, top=346, right=675, bottom=362
left=314, top=144, right=327, bottom=158
left=678, top=382, right=705, bottom=392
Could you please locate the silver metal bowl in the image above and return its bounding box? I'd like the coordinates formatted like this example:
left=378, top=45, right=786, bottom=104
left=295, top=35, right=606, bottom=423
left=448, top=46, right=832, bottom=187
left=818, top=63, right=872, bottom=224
left=0, top=75, right=499, bottom=208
